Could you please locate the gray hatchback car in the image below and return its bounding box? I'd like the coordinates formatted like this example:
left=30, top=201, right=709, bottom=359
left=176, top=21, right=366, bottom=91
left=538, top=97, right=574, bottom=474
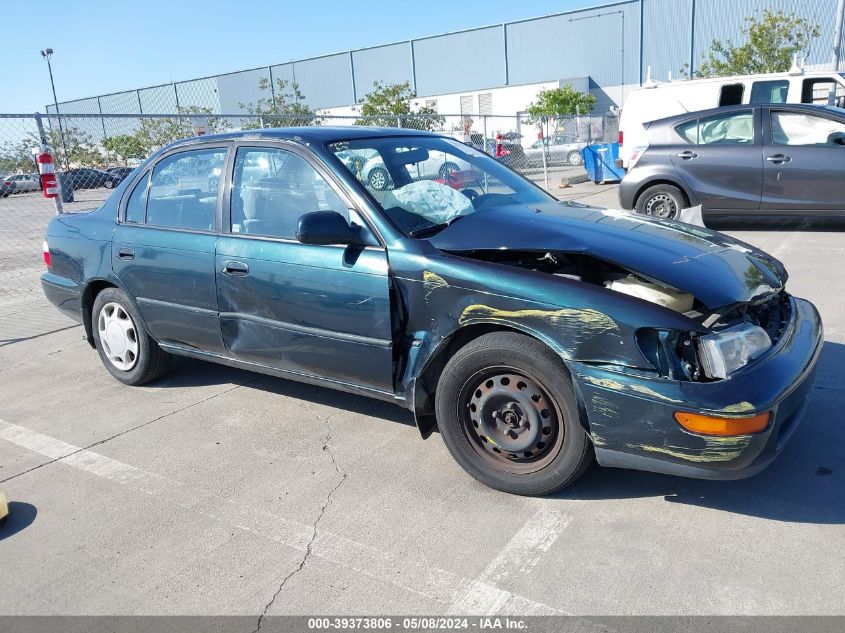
left=619, top=103, right=845, bottom=220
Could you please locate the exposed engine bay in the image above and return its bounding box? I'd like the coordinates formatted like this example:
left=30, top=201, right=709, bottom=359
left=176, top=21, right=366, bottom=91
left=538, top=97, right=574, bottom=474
left=455, top=249, right=792, bottom=383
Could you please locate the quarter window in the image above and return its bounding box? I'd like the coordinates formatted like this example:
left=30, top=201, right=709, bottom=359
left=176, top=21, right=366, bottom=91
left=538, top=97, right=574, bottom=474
left=146, top=148, right=226, bottom=231
left=719, top=83, right=744, bottom=106
left=770, top=111, right=845, bottom=146
left=230, top=147, right=347, bottom=239
left=125, top=172, right=149, bottom=224
left=675, top=111, right=754, bottom=145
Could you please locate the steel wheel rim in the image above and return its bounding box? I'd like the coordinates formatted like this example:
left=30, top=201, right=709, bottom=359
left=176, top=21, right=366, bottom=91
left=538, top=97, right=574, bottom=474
left=97, top=302, right=139, bottom=371
left=369, top=169, right=387, bottom=190
left=458, top=367, right=563, bottom=474
left=645, top=193, right=678, bottom=218
left=104, top=180, right=113, bottom=189
left=569, top=152, right=582, bottom=166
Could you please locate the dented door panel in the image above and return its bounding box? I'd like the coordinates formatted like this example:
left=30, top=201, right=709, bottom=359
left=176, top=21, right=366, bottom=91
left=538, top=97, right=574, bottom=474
left=215, top=236, right=394, bottom=392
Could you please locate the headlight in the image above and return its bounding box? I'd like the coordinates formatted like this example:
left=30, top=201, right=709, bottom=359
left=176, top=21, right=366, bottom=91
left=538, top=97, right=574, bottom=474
left=697, top=324, right=772, bottom=379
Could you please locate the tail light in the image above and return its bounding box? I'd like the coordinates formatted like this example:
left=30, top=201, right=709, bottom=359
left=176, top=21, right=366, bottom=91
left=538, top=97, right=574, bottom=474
left=627, top=144, right=649, bottom=170
left=2, top=181, right=11, bottom=187
left=618, top=131, right=624, bottom=145
left=42, top=240, right=52, bottom=268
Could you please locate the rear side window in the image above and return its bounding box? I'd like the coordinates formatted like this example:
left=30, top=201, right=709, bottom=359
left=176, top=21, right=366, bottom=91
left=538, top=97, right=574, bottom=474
left=750, top=80, right=789, bottom=104
left=719, top=83, right=744, bottom=106
left=146, top=148, right=226, bottom=231
left=125, top=172, right=149, bottom=224
left=675, top=111, right=754, bottom=145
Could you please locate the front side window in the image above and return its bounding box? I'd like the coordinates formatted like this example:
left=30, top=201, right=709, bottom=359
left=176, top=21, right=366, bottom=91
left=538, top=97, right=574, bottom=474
left=676, top=111, right=754, bottom=145
left=802, top=78, right=845, bottom=106
left=750, top=80, right=789, bottom=104
left=329, top=136, right=554, bottom=238
left=770, top=111, right=845, bottom=146
left=231, top=147, right=347, bottom=239
left=146, top=148, right=226, bottom=231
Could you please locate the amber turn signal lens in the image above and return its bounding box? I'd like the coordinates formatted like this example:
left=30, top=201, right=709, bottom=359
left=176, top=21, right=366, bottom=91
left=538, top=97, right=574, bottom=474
left=674, top=411, right=770, bottom=436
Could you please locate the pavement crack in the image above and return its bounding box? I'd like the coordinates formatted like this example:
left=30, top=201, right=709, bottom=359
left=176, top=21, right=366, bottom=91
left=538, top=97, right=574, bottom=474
left=252, top=409, right=347, bottom=632
left=0, top=376, right=262, bottom=485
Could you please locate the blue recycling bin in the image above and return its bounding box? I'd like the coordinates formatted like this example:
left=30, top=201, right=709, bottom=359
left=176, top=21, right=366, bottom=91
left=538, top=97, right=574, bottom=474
left=580, top=143, right=625, bottom=184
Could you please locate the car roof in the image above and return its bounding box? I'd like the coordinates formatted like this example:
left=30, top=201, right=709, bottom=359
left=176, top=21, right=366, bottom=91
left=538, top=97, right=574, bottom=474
left=165, top=126, right=439, bottom=150
left=648, top=102, right=844, bottom=127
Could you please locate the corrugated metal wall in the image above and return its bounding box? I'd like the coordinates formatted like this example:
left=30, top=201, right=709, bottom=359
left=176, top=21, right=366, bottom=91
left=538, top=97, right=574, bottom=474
left=413, top=26, right=506, bottom=95
left=352, top=43, right=413, bottom=100
left=55, top=0, right=840, bottom=114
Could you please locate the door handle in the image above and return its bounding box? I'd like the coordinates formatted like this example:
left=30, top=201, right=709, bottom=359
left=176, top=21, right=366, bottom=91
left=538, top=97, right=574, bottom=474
left=767, top=154, right=791, bottom=164
left=117, top=247, right=134, bottom=260
left=676, top=150, right=698, bottom=159
left=222, top=260, right=249, bottom=276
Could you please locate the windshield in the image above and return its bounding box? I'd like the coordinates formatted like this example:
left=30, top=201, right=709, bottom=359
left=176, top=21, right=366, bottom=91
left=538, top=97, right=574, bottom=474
left=329, top=136, right=554, bottom=238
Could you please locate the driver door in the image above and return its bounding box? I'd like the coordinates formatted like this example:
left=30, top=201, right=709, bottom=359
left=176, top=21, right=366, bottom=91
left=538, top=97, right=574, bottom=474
left=761, top=107, right=845, bottom=213
left=215, top=142, right=395, bottom=394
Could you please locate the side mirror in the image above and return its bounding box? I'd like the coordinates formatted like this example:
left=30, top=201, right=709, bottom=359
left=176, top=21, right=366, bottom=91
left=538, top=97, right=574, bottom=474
left=296, top=211, right=365, bottom=246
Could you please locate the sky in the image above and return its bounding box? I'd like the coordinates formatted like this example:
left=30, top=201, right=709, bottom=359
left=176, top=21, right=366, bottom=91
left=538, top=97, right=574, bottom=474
left=1, top=0, right=600, bottom=113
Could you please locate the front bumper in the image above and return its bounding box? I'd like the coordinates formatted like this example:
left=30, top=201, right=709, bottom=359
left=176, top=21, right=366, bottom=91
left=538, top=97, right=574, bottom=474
left=571, top=296, right=823, bottom=480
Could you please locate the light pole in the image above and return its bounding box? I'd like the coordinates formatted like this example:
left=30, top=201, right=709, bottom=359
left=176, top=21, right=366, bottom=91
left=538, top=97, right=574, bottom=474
left=40, top=48, right=70, bottom=169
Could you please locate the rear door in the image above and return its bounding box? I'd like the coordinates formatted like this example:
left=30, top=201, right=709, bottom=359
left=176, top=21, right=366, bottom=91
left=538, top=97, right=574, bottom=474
left=215, top=142, right=394, bottom=393
left=761, top=107, right=845, bottom=213
left=668, top=108, right=762, bottom=212
left=112, top=144, right=229, bottom=353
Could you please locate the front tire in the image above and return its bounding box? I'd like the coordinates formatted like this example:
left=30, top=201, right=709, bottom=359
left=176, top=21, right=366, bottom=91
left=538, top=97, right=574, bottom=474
left=435, top=332, right=593, bottom=496
left=635, top=184, right=685, bottom=219
left=92, top=287, right=170, bottom=385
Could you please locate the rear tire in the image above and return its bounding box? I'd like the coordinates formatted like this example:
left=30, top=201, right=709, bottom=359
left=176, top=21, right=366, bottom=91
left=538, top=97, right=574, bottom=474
left=567, top=151, right=583, bottom=166
left=635, top=184, right=685, bottom=219
left=92, top=287, right=170, bottom=385
left=435, top=332, right=593, bottom=496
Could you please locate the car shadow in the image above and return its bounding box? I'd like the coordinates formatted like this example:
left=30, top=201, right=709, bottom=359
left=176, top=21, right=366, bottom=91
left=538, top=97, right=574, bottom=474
left=0, top=502, right=38, bottom=541
left=556, top=341, right=845, bottom=524
left=152, top=356, right=417, bottom=429
left=145, top=343, right=842, bottom=523
left=707, top=216, right=845, bottom=232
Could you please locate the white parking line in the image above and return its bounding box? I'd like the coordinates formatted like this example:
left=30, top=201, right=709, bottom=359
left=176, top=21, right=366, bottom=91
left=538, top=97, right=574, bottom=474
left=446, top=506, right=572, bottom=615
left=0, top=420, right=566, bottom=614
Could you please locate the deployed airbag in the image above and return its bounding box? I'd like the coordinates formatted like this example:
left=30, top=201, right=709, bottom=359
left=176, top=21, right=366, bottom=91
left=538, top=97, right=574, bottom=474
left=383, top=180, right=473, bottom=225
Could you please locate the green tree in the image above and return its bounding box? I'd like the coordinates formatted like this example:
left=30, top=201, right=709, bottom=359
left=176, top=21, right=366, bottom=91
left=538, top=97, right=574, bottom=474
left=43, top=125, right=102, bottom=168
left=102, top=134, right=147, bottom=165
left=135, top=106, right=229, bottom=154
left=0, top=138, right=37, bottom=173
left=692, top=9, right=821, bottom=77
left=355, top=81, right=444, bottom=131
left=526, top=85, right=596, bottom=122
left=238, top=77, right=316, bottom=129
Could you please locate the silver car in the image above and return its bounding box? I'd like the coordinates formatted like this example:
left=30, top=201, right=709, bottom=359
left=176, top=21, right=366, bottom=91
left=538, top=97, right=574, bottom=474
left=524, top=134, right=586, bottom=167
left=1, top=173, right=40, bottom=197
left=619, top=103, right=845, bottom=220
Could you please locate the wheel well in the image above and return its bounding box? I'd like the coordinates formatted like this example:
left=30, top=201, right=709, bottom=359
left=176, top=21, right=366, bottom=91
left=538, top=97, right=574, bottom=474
left=634, top=179, right=692, bottom=209
left=81, top=280, right=117, bottom=347
left=412, top=323, right=572, bottom=438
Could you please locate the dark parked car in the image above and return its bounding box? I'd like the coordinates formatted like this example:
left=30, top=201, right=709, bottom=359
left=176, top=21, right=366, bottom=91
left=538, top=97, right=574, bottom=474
left=105, top=166, right=136, bottom=184
left=1, top=173, right=40, bottom=197
left=620, top=103, right=845, bottom=219
left=64, top=167, right=122, bottom=190
left=41, top=127, right=821, bottom=495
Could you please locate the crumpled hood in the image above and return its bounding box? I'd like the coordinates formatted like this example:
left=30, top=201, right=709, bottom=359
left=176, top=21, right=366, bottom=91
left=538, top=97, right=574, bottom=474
left=429, top=202, right=787, bottom=309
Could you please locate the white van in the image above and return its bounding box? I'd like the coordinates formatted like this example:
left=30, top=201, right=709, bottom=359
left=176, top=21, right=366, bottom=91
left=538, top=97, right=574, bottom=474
left=617, top=69, right=845, bottom=168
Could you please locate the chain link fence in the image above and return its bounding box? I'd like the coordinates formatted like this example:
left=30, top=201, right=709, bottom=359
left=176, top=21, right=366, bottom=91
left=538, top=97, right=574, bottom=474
left=0, top=111, right=617, bottom=308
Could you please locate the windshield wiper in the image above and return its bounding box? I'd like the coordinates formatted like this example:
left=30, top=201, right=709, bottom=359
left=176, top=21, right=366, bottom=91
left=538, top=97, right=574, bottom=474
left=409, top=223, right=447, bottom=238
left=408, top=215, right=468, bottom=239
